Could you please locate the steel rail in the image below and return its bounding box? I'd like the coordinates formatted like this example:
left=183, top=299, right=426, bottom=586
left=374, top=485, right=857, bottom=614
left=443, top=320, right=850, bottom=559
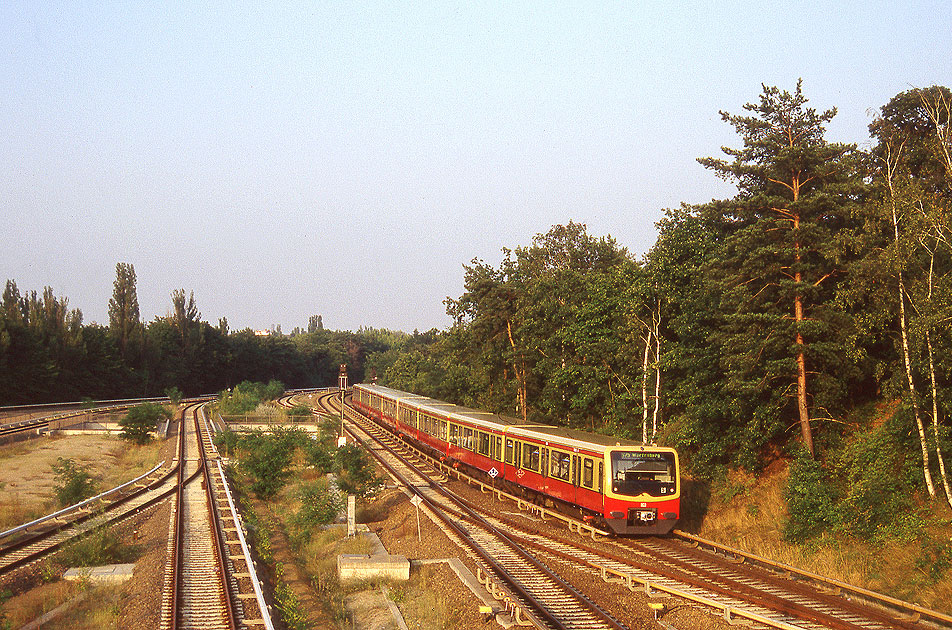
left=335, top=391, right=948, bottom=630
left=0, top=460, right=166, bottom=542
left=325, top=393, right=626, bottom=630
left=194, top=405, right=239, bottom=630
left=166, top=403, right=240, bottom=630
left=673, top=529, right=952, bottom=628
left=168, top=403, right=192, bottom=630
left=199, top=404, right=274, bottom=630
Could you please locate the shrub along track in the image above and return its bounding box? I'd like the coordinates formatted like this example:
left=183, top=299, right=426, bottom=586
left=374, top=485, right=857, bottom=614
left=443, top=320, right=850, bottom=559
left=302, top=389, right=952, bottom=630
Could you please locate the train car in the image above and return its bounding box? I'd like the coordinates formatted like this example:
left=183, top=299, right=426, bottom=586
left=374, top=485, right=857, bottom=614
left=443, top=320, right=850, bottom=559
left=352, top=383, right=679, bottom=535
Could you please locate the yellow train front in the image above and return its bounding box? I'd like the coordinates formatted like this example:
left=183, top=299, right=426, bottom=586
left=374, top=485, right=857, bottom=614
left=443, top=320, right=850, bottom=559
left=352, top=383, right=680, bottom=535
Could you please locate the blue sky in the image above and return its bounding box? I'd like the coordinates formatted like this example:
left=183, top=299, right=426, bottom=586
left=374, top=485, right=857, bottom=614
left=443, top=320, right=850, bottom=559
left=2, top=2, right=951, bottom=332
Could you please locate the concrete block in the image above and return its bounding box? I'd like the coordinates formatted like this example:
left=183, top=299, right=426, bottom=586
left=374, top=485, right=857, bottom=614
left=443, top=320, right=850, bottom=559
left=338, top=554, right=410, bottom=582
left=63, top=563, right=135, bottom=584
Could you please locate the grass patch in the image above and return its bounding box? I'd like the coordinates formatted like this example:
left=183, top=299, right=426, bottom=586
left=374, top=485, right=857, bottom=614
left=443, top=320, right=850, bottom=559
left=698, top=463, right=952, bottom=614
left=56, top=527, right=141, bottom=568
left=0, top=580, right=82, bottom=629
left=387, top=565, right=470, bottom=630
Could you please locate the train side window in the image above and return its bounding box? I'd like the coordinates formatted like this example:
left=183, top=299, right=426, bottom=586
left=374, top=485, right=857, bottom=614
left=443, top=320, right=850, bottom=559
left=551, top=451, right=571, bottom=481
left=449, top=423, right=459, bottom=444
left=438, top=421, right=447, bottom=441
left=493, top=436, right=502, bottom=461
left=522, top=444, right=540, bottom=472
left=504, top=438, right=514, bottom=464
left=477, top=431, right=490, bottom=456
left=583, top=459, right=594, bottom=488
left=463, top=427, right=473, bottom=450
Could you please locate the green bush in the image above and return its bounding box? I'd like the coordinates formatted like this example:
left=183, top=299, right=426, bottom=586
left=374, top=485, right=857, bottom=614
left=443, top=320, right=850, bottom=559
left=57, top=527, right=139, bottom=567
left=270, top=425, right=311, bottom=451
left=782, top=448, right=839, bottom=543
left=165, top=386, right=184, bottom=405
left=319, top=416, right=342, bottom=439
left=51, top=457, right=99, bottom=507
left=237, top=494, right=273, bottom=563
left=239, top=431, right=294, bottom=498
left=287, top=404, right=312, bottom=419
left=303, top=438, right=335, bottom=475
left=290, top=479, right=342, bottom=544
left=334, top=445, right=382, bottom=499
left=273, top=563, right=309, bottom=630
left=832, top=411, right=921, bottom=540
left=218, top=380, right=286, bottom=415
left=915, top=538, right=952, bottom=584
left=119, top=402, right=172, bottom=444
left=213, top=429, right=240, bottom=457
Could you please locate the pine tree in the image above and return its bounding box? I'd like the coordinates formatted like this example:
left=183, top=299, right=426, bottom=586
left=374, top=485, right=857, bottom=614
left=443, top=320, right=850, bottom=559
left=698, top=81, right=861, bottom=457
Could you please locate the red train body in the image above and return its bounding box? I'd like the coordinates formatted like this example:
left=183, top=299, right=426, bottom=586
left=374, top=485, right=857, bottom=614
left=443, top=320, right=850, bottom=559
left=353, top=384, right=680, bottom=535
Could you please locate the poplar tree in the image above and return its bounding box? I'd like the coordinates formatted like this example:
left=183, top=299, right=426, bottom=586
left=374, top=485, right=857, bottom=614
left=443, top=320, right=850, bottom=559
left=108, top=262, right=141, bottom=361
left=698, top=81, right=861, bottom=457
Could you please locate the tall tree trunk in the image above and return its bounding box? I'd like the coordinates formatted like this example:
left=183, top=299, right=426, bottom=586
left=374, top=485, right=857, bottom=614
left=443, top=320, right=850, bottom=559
left=641, top=328, right=651, bottom=444
left=651, top=303, right=662, bottom=442
left=891, top=198, right=937, bottom=497
left=506, top=319, right=528, bottom=423
left=926, top=328, right=952, bottom=508
left=792, top=204, right=815, bottom=456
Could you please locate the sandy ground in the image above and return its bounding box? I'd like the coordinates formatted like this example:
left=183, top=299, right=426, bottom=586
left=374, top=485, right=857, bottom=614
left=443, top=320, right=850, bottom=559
left=0, top=434, right=162, bottom=530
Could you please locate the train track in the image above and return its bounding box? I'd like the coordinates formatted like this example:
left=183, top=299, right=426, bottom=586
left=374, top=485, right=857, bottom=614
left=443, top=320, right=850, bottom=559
left=306, top=389, right=952, bottom=630
left=0, top=424, right=182, bottom=580
left=312, top=391, right=625, bottom=630
left=160, top=403, right=271, bottom=630
left=0, top=401, right=272, bottom=630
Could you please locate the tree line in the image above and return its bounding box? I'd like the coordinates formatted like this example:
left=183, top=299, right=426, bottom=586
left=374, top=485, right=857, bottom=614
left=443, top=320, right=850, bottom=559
left=4, top=81, right=951, bottom=529
left=0, top=265, right=404, bottom=404
left=368, top=82, right=952, bottom=527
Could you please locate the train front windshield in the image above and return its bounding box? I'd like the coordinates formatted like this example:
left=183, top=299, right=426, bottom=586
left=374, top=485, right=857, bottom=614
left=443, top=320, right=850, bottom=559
left=611, top=451, right=677, bottom=497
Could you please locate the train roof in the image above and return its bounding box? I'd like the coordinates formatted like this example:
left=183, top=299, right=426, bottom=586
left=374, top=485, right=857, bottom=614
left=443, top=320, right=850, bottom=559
left=355, top=383, right=670, bottom=455
left=356, top=383, right=431, bottom=404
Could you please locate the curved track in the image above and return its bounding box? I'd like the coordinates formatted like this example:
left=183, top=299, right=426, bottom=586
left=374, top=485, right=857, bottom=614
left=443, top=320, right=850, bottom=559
left=0, top=401, right=271, bottom=630
left=305, top=389, right=952, bottom=630
left=318, top=391, right=625, bottom=630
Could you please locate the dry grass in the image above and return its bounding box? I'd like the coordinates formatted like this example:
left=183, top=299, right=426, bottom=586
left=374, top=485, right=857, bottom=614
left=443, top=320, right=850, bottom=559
left=33, top=583, right=125, bottom=630
left=696, top=465, right=952, bottom=614
left=0, top=579, right=80, bottom=628
left=387, top=564, right=470, bottom=630
left=0, top=434, right=163, bottom=530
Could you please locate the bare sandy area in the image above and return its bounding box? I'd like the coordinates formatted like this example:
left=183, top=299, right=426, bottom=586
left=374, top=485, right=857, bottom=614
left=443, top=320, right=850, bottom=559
left=0, top=433, right=163, bottom=529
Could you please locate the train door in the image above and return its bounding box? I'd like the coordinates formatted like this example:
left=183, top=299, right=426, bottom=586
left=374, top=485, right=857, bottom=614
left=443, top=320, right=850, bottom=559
left=540, top=447, right=549, bottom=493
left=598, top=461, right=605, bottom=507
left=572, top=455, right=581, bottom=503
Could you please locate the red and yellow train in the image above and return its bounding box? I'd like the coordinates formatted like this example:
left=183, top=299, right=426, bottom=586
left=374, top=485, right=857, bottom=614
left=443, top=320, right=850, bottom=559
left=353, top=383, right=680, bottom=535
